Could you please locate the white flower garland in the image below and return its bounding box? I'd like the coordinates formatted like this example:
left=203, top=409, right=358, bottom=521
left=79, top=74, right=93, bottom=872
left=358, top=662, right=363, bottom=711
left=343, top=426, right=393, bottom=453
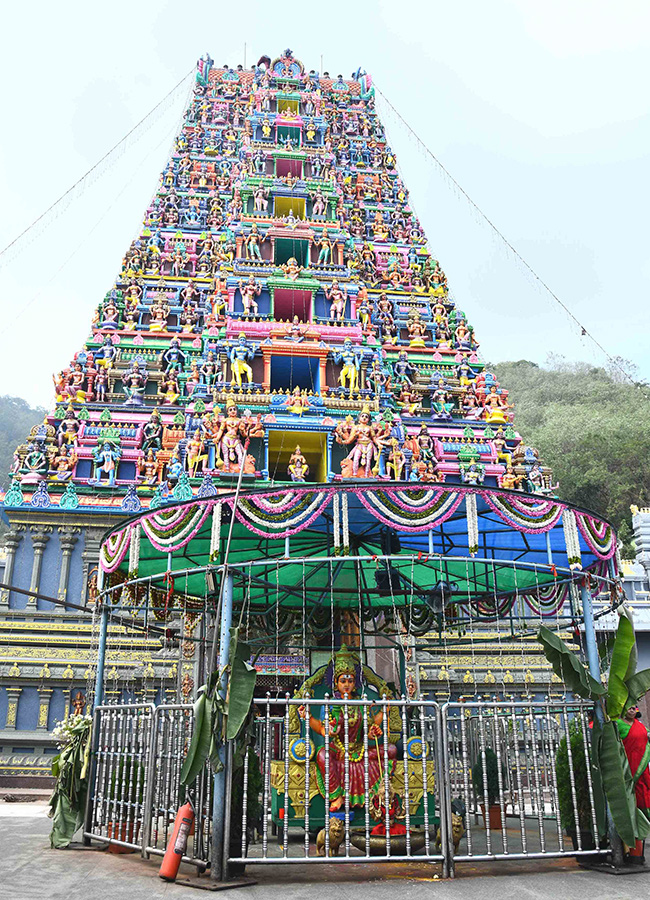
left=128, top=524, right=140, bottom=578
left=562, top=508, right=582, bottom=569
left=333, top=492, right=341, bottom=555
left=466, top=493, right=478, bottom=556
left=209, top=501, right=222, bottom=562
left=237, top=492, right=326, bottom=531
left=342, top=492, right=350, bottom=555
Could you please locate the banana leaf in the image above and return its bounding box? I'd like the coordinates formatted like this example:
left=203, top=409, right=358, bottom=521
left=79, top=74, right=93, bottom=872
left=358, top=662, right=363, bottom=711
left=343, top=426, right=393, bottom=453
left=49, top=793, right=85, bottom=849
left=606, top=672, right=629, bottom=720
left=599, top=720, right=640, bottom=846
left=637, top=808, right=650, bottom=841
left=625, top=668, right=650, bottom=705
left=226, top=628, right=257, bottom=741
left=622, top=610, right=638, bottom=682
left=180, top=691, right=213, bottom=785
left=538, top=626, right=605, bottom=699
left=609, top=615, right=636, bottom=684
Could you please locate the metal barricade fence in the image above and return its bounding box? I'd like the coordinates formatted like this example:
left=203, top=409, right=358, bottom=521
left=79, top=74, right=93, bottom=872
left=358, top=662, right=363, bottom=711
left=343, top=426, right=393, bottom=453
left=84, top=697, right=610, bottom=877
left=143, top=704, right=213, bottom=867
left=84, top=703, right=212, bottom=868
left=84, top=703, right=154, bottom=852
left=440, top=700, right=607, bottom=874
left=226, top=696, right=447, bottom=868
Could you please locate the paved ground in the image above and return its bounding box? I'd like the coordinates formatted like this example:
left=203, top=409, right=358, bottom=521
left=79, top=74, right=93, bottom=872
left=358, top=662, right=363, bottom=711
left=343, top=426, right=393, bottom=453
left=3, top=802, right=650, bottom=900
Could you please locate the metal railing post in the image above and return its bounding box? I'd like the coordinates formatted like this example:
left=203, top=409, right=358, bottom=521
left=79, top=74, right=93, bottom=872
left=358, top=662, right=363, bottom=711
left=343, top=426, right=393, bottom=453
left=439, top=703, right=454, bottom=878
left=140, top=704, right=159, bottom=859
left=82, top=705, right=102, bottom=846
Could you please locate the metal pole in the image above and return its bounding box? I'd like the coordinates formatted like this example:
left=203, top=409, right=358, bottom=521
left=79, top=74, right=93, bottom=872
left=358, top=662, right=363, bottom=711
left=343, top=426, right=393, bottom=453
left=581, top=581, right=624, bottom=868
left=580, top=583, right=600, bottom=682
left=93, top=605, right=109, bottom=709
left=211, top=571, right=234, bottom=881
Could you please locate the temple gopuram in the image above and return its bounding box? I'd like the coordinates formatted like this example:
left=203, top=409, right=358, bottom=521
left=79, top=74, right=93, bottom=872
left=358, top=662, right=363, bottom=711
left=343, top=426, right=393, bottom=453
left=0, top=49, right=560, bottom=783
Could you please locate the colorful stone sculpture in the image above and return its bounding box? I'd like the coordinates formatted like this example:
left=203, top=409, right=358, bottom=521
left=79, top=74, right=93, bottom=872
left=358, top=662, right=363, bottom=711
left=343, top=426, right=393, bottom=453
left=6, top=49, right=554, bottom=505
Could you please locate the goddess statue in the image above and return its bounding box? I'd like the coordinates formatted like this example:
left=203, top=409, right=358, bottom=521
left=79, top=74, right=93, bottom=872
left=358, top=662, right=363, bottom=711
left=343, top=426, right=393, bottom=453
left=295, top=646, right=398, bottom=812
left=50, top=444, right=77, bottom=482
left=239, top=276, right=261, bottom=315
left=123, top=361, right=147, bottom=406
left=91, top=442, right=121, bottom=487
left=325, top=280, right=347, bottom=320
left=407, top=313, right=428, bottom=348
left=138, top=449, right=163, bottom=486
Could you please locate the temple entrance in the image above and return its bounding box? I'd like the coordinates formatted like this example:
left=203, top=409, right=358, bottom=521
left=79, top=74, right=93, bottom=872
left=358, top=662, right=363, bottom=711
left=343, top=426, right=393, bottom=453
left=267, top=429, right=327, bottom=482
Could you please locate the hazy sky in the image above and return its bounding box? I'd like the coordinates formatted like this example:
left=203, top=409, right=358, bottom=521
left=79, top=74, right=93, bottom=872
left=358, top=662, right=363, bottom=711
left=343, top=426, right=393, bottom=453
left=1, top=0, right=649, bottom=408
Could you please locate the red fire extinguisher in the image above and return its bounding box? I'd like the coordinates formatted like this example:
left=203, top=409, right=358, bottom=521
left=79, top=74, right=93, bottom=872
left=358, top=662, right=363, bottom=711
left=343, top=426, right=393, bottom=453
left=159, top=797, right=195, bottom=882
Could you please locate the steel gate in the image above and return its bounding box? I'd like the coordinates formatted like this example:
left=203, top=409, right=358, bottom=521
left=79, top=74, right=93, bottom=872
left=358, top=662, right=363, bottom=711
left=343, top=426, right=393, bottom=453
left=83, top=698, right=610, bottom=877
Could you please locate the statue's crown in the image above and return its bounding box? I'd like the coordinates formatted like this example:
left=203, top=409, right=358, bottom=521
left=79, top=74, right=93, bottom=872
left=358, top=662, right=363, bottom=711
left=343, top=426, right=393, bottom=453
left=333, top=644, right=358, bottom=678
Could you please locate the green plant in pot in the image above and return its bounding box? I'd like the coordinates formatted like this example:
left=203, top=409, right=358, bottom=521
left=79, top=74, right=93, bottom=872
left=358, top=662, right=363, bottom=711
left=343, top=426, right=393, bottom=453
left=472, top=747, right=503, bottom=830
left=539, top=612, right=650, bottom=852
left=555, top=720, right=597, bottom=851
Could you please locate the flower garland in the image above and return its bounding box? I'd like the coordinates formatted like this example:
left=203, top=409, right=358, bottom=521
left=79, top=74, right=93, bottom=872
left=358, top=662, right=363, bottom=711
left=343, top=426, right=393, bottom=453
left=523, top=581, right=569, bottom=617
left=209, top=501, right=222, bottom=562
left=98, top=485, right=617, bottom=577
left=574, top=511, right=616, bottom=560
left=232, top=491, right=330, bottom=538
left=466, top=492, right=478, bottom=556
left=356, top=488, right=463, bottom=532
left=333, top=492, right=341, bottom=555
left=127, top=524, right=140, bottom=579
left=483, top=493, right=563, bottom=533
left=99, top=527, right=131, bottom=574
left=140, top=502, right=212, bottom=552
left=562, top=508, right=582, bottom=569
left=387, top=487, right=448, bottom=510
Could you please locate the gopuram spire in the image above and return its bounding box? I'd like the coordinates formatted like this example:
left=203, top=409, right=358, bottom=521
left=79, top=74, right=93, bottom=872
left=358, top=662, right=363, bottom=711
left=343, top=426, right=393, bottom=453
left=6, top=49, right=553, bottom=512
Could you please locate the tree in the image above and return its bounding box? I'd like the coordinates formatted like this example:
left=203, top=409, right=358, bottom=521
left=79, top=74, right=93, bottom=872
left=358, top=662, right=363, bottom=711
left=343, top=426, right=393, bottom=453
left=492, top=358, right=650, bottom=556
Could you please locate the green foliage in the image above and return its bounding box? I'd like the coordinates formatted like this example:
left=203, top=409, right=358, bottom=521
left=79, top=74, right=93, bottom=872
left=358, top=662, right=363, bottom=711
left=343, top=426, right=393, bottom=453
left=555, top=720, right=597, bottom=835
left=180, top=626, right=257, bottom=787
left=539, top=615, right=650, bottom=845
left=0, top=395, right=46, bottom=491
left=625, top=668, right=650, bottom=705
left=538, top=625, right=605, bottom=699
left=598, top=720, right=650, bottom=847
left=492, top=357, right=650, bottom=553
left=606, top=615, right=635, bottom=717
left=226, top=630, right=257, bottom=741
left=180, top=690, right=214, bottom=786
left=471, top=747, right=501, bottom=807
left=48, top=715, right=92, bottom=849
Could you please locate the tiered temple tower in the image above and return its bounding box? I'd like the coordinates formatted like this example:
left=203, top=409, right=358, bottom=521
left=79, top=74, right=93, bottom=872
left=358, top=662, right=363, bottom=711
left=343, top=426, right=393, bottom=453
left=0, top=50, right=554, bottom=782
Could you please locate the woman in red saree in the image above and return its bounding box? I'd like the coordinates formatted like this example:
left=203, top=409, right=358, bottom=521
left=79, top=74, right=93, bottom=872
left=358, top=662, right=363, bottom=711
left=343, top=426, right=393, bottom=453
left=616, top=705, right=650, bottom=815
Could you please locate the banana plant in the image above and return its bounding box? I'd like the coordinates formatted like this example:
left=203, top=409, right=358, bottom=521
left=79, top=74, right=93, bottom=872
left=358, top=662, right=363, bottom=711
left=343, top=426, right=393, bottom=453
left=180, top=627, right=257, bottom=786
left=539, top=613, right=650, bottom=848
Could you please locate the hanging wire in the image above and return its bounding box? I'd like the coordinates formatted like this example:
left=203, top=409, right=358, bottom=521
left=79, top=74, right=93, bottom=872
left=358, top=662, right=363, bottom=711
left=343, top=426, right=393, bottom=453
left=0, top=68, right=194, bottom=268
left=375, top=84, right=646, bottom=391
